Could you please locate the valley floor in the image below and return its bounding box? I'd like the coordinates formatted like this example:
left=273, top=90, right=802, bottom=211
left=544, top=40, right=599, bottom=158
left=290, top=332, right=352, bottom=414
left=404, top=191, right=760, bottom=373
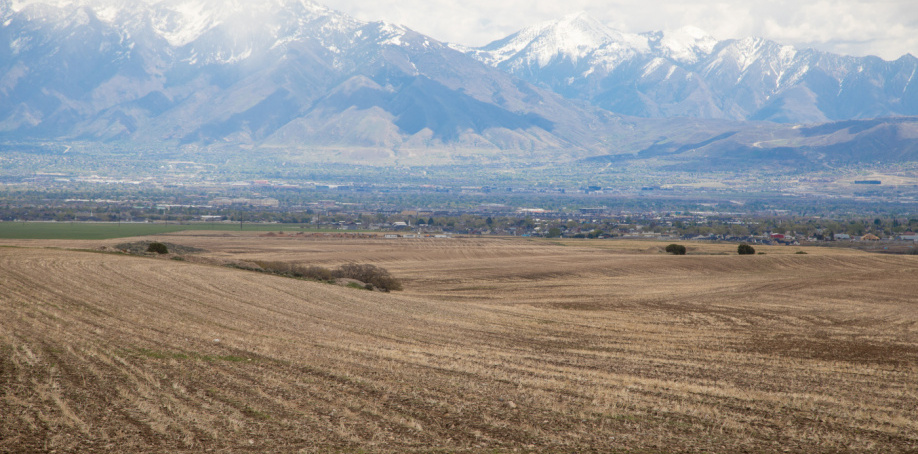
left=1, top=235, right=916, bottom=452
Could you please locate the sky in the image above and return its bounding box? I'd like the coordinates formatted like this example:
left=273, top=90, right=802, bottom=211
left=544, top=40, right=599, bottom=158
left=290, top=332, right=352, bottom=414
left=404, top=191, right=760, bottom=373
left=322, top=0, right=918, bottom=60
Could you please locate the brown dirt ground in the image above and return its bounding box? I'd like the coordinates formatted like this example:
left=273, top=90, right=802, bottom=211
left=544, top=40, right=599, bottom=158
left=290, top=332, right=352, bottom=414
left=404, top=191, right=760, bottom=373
left=1, top=234, right=916, bottom=453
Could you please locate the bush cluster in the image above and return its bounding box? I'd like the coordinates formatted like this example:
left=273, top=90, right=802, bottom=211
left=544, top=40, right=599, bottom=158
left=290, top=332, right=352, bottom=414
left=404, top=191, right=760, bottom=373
left=737, top=244, right=756, bottom=255
left=146, top=242, right=169, bottom=254
left=255, top=261, right=334, bottom=281
left=332, top=263, right=403, bottom=292
left=665, top=244, right=687, bottom=255
left=252, top=261, right=402, bottom=292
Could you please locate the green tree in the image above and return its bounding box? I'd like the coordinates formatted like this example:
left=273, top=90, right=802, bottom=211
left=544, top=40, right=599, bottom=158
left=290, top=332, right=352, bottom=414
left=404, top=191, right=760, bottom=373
left=147, top=242, right=169, bottom=254
left=737, top=244, right=756, bottom=255
left=665, top=244, right=687, bottom=255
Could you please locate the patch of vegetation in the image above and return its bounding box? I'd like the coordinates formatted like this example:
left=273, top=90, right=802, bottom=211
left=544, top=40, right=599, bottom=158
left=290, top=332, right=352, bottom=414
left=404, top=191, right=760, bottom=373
left=738, top=244, right=756, bottom=255
left=796, top=251, right=808, bottom=254
left=0, top=222, right=338, bottom=240
left=224, top=261, right=263, bottom=272
left=254, top=261, right=334, bottom=282
left=205, top=355, right=249, bottom=363
left=113, top=241, right=205, bottom=256
left=0, top=222, right=194, bottom=240
left=137, top=348, right=188, bottom=360
left=251, top=261, right=402, bottom=291
left=146, top=242, right=169, bottom=254
left=333, top=263, right=403, bottom=292
left=346, top=282, right=372, bottom=291
left=665, top=243, right=687, bottom=255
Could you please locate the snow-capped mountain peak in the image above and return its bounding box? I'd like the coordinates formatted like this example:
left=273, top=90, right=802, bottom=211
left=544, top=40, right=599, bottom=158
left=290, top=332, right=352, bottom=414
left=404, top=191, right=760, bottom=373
left=9, top=0, right=348, bottom=47
left=653, top=26, right=717, bottom=64
left=474, top=12, right=648, bottom=69
left=465, top=13, right=918, bottom=123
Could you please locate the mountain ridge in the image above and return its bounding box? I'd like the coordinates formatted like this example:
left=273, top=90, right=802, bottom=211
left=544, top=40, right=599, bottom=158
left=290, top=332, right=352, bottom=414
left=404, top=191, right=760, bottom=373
left=2, top=0, right=918, bottom=169
left=465, top=13, right=918, bottom=124
left=2, top=0, right=621, bottom=156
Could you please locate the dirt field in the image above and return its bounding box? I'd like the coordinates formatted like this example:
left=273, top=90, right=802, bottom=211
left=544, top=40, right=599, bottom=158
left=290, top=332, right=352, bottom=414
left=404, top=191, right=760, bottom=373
left=1, top=234, right=917, bottom=452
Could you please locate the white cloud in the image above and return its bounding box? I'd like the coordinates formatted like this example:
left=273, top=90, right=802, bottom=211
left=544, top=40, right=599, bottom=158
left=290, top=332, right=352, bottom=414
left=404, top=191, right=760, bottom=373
left=12, top=0, right=917, bottom=59
left=323, top=0, right=918, bottom=60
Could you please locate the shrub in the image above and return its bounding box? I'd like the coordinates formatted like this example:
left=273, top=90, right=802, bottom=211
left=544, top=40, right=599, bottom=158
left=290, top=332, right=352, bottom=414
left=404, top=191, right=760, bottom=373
left=292, top=265, right=334, bottom=282
left=333, top=263, right=403, bottom=292
left=254, top=261, right=292, bottom=275
left=795, top=251, right=808, bottom=255
left=249, top=260, right=401, bottom=291
left=737, top=244, right=756, bottom=255
left=665, top=244, right=687, bottom=255
left=147, top=242, right=169, bottom=254
left=254, top=262, right=334, bottom=282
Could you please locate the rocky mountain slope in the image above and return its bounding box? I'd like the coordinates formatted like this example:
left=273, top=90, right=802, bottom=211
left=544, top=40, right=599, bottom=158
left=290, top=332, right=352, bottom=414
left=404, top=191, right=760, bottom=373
left=465, top=12, right=918, bottom=124
left=0, top=0, right=619, bottom=154
left=1, top=1, right=917, bottom=166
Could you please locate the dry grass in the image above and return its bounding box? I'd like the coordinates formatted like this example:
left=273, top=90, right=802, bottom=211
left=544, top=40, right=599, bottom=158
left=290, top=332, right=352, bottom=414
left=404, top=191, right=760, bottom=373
left=1, top=235, right=917, bottom=453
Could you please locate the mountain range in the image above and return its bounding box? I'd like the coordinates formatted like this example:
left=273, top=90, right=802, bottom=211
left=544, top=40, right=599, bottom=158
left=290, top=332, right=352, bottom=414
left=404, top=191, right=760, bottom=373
left=2, top=0, right=918, bottom=166
left=463, top=13, right=918, bottom=124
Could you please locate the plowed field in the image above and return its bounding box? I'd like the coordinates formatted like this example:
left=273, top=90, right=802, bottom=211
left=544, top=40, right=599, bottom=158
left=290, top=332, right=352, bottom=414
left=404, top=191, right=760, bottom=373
left=1, top=234, right=916, bottom=452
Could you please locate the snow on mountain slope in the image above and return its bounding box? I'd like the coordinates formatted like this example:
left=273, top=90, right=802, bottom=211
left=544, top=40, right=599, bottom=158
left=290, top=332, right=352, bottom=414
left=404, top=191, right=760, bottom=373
left=471, top=12, right=649, bottom=71
left=467, top=13, right=918, bottom=123
left=648, top=26, right=718, bottom=64
left=1, top=0, right=618, bottom=154
left=8, top=0, right=359, bottom=54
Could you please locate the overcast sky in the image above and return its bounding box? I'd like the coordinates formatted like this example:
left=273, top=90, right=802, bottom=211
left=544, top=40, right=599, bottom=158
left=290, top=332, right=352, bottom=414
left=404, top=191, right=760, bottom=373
left=323, top=0, right=918, bottom=60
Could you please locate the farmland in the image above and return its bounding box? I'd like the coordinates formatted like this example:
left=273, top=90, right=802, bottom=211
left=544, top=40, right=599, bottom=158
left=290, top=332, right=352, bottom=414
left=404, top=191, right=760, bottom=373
left=0, top=222, right=334, bottom=240
left=1, top=233, right=917, bottom=452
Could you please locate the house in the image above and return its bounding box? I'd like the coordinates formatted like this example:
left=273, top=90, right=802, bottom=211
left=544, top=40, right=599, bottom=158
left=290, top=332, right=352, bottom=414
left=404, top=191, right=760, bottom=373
left=898, top=232, right=918, bottom=241
left=834, top=233, right=851, bottom=240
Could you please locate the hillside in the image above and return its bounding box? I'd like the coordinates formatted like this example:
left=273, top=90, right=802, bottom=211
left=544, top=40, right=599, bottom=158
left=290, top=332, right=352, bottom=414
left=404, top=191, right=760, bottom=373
left=2, top=1, right=918, bottom=168
left=2, top=235, right=917, bottom=452
left=0, top=0, right=617, bottom=155
left=466, top=12, right=918, bottom=123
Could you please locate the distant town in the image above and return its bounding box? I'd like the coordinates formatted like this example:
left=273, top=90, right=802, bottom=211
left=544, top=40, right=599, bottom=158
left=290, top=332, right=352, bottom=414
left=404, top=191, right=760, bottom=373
left=2, top=172, right=917, bottom=253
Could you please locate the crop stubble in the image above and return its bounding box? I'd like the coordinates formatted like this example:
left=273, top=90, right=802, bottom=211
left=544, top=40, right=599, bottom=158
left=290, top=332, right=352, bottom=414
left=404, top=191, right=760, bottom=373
left=0, top=235, right=916, bottom=452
